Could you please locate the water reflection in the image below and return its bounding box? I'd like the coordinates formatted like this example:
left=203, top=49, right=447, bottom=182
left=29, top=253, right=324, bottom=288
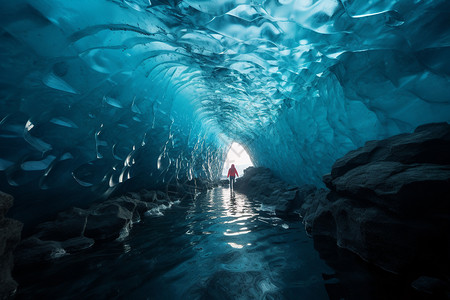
left=224, top=229, right=252, bottom=236
left=227, top=242, right=245, bottom=249
left=15, top=188, right=333, bottom=299
left=221, top=189, right=258, bottom=249
left=222, top=190, right=253, bottom=217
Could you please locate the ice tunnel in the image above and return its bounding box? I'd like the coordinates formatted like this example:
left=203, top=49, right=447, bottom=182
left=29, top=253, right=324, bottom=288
left=1, top=0, right=450, bottom=226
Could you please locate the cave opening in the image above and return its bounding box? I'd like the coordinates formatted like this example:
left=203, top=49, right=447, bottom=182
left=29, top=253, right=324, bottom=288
left=221, top=142, right=254, bottom=179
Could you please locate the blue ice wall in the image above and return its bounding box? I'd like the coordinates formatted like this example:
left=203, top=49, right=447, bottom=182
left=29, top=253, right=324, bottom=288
left=1, top=0, right=450, bottom=223
left=245, top=1, right=450, bottom=184
left=0, top=0, right=229, bottom=224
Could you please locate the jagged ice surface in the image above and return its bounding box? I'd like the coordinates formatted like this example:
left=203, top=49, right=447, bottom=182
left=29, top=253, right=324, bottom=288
left=0, top=0, right=449, bottom=224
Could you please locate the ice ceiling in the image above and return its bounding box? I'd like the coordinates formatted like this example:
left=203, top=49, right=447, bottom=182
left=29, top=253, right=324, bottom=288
left=1, top=0, right=449, bottom=224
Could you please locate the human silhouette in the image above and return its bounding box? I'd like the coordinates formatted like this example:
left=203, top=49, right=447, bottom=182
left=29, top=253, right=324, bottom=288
left=227, top=164, right=239, bottom=190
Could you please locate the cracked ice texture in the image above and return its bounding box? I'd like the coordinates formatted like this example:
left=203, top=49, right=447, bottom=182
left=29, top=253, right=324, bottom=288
left=0, top=0, right=449, bottom=224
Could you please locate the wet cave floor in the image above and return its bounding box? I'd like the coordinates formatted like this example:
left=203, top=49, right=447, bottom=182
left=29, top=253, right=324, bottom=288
left=14, top=187, right=413, bottom=300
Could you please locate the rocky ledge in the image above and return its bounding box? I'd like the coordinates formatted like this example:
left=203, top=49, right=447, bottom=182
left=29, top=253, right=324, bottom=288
left=235, top=122, right=450, bottom=298
left=0, top=191, right=23, bottom=300
left=233, top=167, right=315, bottom=217
left=14, top=189, right=177, bottom=267
left=14, top=178, right=216, bottom=267
left=304, top=122, right=450, bottom=297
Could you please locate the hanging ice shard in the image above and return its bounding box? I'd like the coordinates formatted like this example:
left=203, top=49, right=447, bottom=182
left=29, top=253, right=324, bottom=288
left=0, top=0, right=449, bottom=225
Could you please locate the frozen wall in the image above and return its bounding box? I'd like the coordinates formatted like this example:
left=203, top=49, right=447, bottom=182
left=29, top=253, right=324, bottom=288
left=0, top=1, right=230, bottom=224
left=1, top=0, right=449, bottom=224
left=241, top=0, right=450, bottom=183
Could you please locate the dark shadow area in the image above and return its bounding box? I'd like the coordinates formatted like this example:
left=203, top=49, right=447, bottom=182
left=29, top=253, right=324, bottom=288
left=313, top=235, right=444, bottom=300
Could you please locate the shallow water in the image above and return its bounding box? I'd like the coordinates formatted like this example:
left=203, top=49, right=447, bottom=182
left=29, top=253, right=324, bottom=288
left=14, top=187, right=408, bottom=299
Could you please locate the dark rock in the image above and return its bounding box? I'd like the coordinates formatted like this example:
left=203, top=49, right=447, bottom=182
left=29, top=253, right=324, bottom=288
left=219, top=179, right=229, bottom=186
left=84, top=203, right=133, bottom=241
left=134, top=200, right=158, bottom=216
left=302, top=122, right=450, bottom=279
left=234, top=167, right=316, bottom=217
left=14, top=189, right=176, bottom=266
left=312, top=233, right=435, bottom=299
left=0, top=191, right=13, bottom=221
left=330, top=161, right=450, bottom=215
left=322, top=173, right=333, bottom=189
left=139, top=190, right=158, bottom=202
left=61, top=236, right=94, bottom=253
left=14, top=237, right=65, bottom=266
left=36, top=207, right=88, bottom=241
left=274, top=189, right=300, bottom=215
left=34, top=194, right=157, bottom=244
left=0, top=191, right=23, bottom=300
left=411, top=276, right=450, bottom=298
left=304, top=191, right=449, bottom=274
left=331, top=122, right=450, bottom=179
left=111, top=196, right=138, bottom=213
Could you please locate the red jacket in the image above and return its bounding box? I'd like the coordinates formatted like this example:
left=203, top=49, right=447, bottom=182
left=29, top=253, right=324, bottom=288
left=227, top=167, right=239, bottom=177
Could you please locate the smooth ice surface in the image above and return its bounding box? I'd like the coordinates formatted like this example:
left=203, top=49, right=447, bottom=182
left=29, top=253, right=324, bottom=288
left=1, top=0, right=450, bottom=223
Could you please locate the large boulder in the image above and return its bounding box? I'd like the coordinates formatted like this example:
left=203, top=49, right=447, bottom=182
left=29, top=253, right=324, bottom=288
left=302, top=122, right=450, bottom=285
left=0, top=191, right=23, bottom=300
left=330, top=161, right=450, bottom=215
left=330, top=122, right=450, bottom=179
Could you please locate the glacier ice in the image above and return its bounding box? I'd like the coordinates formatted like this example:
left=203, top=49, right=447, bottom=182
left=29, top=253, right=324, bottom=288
left=0, top=0, right=449, bottom=224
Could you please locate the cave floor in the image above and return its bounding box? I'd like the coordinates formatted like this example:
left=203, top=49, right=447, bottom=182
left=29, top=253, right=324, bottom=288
left=14, top=187, right=410, bottom=299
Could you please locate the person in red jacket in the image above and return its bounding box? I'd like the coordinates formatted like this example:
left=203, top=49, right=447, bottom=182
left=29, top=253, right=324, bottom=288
left=227, top=164, right=239, bottom=189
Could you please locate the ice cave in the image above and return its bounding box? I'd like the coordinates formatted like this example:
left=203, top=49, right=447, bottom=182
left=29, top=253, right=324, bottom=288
left=0, top=0, right=449, bottom=299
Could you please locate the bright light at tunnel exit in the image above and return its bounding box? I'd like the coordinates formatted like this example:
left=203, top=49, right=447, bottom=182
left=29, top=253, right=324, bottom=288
left=222, top=142, right=253, bottom=178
